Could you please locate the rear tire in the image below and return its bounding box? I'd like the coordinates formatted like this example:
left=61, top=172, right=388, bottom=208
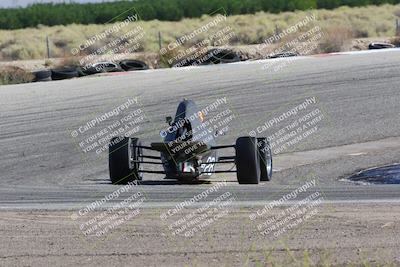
left=109, top=136, right=142, bottom=184
left=235, top=136, right=260, bottom=184
left=257, top=138, right=272, bottom=181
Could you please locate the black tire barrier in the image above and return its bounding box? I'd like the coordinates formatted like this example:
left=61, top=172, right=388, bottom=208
left=77, top=67, right=87, bottom=77
left=82, top=62, right=123, bottom=75
left=368, top=42, right=395, bottom=50
left=268, top=51, right=299, bottom=59
left=119, top=60, right=149, bottom=71
left=32, top=69, right=52, bottom=82
left=209, top=49, right=241, bottom=64
left=172, top=57, right=197, bottom=68
left=173, top=49, right=240, bottom=67
left=50, top=67, right=79, bottom=80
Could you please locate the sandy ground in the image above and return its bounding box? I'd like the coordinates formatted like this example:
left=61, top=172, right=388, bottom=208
left=0, top=204, right=399, bottom=267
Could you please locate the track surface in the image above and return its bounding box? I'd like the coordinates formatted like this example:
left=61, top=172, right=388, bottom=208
left=1, top=49, right=400, bottom=209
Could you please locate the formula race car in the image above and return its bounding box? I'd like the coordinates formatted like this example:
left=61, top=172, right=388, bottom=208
left=108, top=99, right=272, bottom=184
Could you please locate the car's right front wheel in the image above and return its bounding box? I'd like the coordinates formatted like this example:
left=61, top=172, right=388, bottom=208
left=257, top=137, right=272, bottom=181
left=235, top=136, right=260, bottom=184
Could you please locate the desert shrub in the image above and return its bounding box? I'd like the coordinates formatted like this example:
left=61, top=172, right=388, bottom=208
left=391, top=36, right=400, bottom=45
left=0, top=66, right=34, bottom=85
left=353, top=28, right=369, bottom=37
left=318, top=26, right=354, bottom=52
left=5, top=44, right=33, bottom=60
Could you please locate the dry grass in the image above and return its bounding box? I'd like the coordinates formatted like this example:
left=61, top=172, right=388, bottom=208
left=317, top=26, right=354, bottom=53
left=0, top=4, right=399, bottom=61
left=391, top=36, right=400, bottom=45
left=0, top=66, right=34, bottom=85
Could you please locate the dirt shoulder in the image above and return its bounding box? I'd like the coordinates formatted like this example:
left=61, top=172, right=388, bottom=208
left=0, top=203, right=399, bottom=266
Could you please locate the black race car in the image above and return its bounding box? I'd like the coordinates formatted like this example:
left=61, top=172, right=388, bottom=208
left=108, top=99, right=272, bottom=184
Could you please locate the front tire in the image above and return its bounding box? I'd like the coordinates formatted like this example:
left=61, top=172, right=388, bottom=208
left=109, top=137, right=142, bottom=184
left=235, top=137, right=260, bottom=184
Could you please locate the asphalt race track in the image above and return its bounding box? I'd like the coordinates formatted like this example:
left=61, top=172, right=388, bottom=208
left=1, top=49, right=400, bottom=209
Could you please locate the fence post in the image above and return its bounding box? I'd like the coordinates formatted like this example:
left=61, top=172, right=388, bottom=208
left=46, top=36, right=51, bottom=58
left=158, top=31, right=162, bottom=50
left=274, top=25, right=280, bottom=43
left=396, top=19, right=400, bottom=36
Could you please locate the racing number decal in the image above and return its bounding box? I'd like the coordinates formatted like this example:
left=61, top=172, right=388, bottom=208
left=202, top=156, right=215, bottom=175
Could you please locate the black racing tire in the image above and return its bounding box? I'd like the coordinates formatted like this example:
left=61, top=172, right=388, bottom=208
left=51, top=67, right=79, bottom=80
left=33, top=69, right=52, bottom=82
left=119, top=60, right=149, bottom=71
left=235, top=136, right=260, bottom=184
left=82, top=62, right=123, bottom=75
left=210, top=49, right=240, bottom=64
left=109, top=136, right=143, bottom=184
left=368, top=42, right=395, bottom=50
left=257, top=138, right=272, bottom=181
